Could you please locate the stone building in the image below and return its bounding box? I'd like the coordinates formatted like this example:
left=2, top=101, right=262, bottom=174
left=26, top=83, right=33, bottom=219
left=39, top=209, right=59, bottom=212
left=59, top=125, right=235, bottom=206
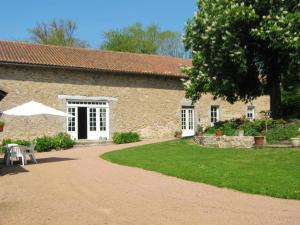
left=0, top=41, right=269, bottom=141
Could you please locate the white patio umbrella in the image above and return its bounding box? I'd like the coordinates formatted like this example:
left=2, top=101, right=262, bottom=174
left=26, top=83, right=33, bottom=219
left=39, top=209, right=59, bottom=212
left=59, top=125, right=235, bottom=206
left=3, top=101, right=74, bottom=117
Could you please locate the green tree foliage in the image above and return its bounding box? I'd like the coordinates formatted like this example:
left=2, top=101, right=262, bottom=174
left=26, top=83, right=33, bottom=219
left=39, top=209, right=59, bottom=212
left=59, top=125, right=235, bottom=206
left=101, top=23, right=188, bottom=58
left=29, top=19, right=89, bottom=48
left=183, top=0, right=300, bottom=119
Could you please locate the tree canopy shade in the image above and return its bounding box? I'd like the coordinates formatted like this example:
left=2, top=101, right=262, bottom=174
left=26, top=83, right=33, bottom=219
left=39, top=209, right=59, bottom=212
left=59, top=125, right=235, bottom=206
left=183, top=0, right=300, bottom=119
left=100, top=23, right=188, bottom=58
left=29, top=19, right=89, bottom=48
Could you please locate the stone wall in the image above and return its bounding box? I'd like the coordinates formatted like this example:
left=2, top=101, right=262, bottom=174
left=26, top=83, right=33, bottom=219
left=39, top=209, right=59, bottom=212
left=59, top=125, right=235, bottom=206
left=194, top=136, right=255, bottom=148
left=0, top=65, right=269, bottom=141
left=194, top=95, right=270, bottom=129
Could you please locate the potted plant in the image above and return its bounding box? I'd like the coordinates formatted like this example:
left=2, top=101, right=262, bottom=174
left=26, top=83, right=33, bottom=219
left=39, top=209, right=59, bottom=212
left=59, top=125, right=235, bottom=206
left=0, top=120, right=4, bottom=132
left=196, top=125, right=204, bottom=136
left=215, top=130, right=223, bottom=136
left=254, top=135, right=265, bottom=147
left=291, top=128, right=300, bottom=147
left=174, top=131, right=182, bottom=139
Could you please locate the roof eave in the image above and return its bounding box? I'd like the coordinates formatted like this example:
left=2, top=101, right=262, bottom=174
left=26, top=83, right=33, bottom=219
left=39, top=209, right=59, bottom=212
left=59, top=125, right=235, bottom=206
left=0, top=61, right=187, bottom=79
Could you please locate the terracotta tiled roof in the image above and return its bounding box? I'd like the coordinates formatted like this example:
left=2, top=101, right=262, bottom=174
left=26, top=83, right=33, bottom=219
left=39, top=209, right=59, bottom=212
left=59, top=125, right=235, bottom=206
left=0, top=40, right=191, bottom=78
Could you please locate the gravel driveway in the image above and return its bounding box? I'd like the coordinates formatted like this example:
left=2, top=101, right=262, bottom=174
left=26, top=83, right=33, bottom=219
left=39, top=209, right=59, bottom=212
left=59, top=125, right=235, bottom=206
left=1, top=139, right=300, bottom=225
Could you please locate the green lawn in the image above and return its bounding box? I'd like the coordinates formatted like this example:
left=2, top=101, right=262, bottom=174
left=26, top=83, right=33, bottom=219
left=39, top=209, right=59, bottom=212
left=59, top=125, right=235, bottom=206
left=101, top=139, right=300, bottom=200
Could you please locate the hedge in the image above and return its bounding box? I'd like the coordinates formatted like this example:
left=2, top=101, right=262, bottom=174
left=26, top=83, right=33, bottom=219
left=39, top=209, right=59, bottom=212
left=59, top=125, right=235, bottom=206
left=113, top=132, right=140, bottom=144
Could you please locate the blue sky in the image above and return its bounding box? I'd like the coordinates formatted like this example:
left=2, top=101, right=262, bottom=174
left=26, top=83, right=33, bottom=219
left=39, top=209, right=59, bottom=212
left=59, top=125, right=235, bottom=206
left=0, top=0, right=197, bottom=48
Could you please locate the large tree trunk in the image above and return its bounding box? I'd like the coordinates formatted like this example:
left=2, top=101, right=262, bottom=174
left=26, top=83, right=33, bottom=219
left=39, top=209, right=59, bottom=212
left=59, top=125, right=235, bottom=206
left=268, top=65, right=282, bottom=119
left=270, top=76, right=282, bottom=119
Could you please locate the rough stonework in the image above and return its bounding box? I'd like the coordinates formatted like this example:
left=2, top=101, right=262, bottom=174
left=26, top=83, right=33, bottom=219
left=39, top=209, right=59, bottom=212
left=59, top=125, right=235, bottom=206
left=194, top=136, right=255, bottom=148
left=0, top=65, right=269, bottom=141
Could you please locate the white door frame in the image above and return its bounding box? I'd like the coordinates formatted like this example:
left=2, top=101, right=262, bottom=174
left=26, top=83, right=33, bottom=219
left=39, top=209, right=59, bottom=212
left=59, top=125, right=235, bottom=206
left=181, top=107, right=195, bottom=137
left=66, top=100, right=109, bottom=140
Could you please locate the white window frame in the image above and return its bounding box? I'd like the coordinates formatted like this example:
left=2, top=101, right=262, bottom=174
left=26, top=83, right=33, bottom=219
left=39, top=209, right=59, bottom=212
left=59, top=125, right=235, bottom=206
left=210, top=105, right=220, bottom=126
left=67, top=100, right=108, bottom=107
left=247, top=106, right=255, bottom=120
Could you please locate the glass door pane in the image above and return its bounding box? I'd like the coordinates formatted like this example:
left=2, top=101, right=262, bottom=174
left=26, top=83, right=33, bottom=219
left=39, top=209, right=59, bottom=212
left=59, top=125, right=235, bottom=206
left=89, top=108, right=96, bottom=131
left=99, top=108, right=106, bottom=131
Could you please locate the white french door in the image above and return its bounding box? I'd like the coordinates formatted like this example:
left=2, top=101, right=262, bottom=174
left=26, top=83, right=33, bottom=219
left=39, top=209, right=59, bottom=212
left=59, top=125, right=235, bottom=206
left=181, top=108, right=195, bottom=137
left=87, top=107, right=109, bottom=140
left=67, top=100, right=109, bottom=140
left=87, top=108, right=98, bottom=140
left=99, top=108, right=108, bottom=138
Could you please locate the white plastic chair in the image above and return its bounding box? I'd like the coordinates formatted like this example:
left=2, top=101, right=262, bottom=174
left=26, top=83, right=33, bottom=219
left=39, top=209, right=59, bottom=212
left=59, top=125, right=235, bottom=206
left=9, top=146, right=26, bottom=166
left=25, top=144, right=37, bottom=164
left=5, top=144, right=18, bottom=166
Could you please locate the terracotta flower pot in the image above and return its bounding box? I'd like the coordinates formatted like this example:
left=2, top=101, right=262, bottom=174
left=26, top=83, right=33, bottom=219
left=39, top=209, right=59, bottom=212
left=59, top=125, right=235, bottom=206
left=0, top=125, right=3, bottom=132
left=215, top=130, right=223, bottom=136
left=254, top=136, right=265, bottom=147
left=196, top=131, right=203, bottom=136
left=174, top=132, right=182, bottom=139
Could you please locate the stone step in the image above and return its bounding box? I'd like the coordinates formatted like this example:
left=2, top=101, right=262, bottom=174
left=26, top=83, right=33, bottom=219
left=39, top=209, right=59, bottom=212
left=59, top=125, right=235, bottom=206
left=75, top=140, right=112, bottom=147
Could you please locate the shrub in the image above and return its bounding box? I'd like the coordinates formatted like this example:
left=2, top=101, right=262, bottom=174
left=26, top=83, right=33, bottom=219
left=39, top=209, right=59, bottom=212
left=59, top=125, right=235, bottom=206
left=0, top=133, right=74, bottom=153
left=35, top=136, right=54, bottom=152
left=263, top=123, right=300, bottom=144
left=204, top=127, right=218, bottom=135
left=196, top=125, right=203, bottom=132
left=0, top=139, right=32, bottom=153
left=203, top=118, right=299, bottom=141
left=2, top=138, right=31, bottom=147
left=0, top=120, right=5, bottom=126
left=113, top=132, right=140, bottom=144
left=52, top=132, right=75, bottom=149
left=220, top=122, right=237, bottom=136
left=244, top=127, right=260, bottom=136
left=35, top=132, right=74, bottom=152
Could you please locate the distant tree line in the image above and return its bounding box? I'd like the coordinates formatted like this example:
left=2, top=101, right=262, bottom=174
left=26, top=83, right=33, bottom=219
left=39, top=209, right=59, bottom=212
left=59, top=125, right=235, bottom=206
left=28, top=19, right=190, bottom=58
left=29, top=19, right=89, bottom=48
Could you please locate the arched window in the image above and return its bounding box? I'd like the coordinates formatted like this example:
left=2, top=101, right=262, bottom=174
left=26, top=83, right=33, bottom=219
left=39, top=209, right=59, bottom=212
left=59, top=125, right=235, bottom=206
left=0, top=89, right=7, bottom=101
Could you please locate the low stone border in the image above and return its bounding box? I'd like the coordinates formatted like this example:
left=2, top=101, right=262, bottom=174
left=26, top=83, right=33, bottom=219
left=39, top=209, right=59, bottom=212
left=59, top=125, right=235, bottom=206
left=194, top=136, right=254, bottom=148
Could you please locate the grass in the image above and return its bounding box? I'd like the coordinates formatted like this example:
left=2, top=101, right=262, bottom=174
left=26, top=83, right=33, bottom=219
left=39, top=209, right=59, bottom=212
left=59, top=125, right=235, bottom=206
left=101, top=139, right=300, bottom=200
